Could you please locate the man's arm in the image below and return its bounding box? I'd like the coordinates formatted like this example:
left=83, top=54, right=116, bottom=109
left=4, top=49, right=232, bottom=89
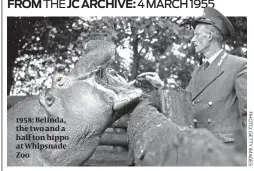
left=235, top=61, right=247, bottom=128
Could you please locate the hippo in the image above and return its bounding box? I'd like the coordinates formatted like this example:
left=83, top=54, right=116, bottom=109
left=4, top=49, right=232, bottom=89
left=7, top=40, right=142, bottom=166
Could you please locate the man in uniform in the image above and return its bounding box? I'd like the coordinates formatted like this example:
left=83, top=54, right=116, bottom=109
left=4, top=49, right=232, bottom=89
left=136, top=7, right=247, bottom=144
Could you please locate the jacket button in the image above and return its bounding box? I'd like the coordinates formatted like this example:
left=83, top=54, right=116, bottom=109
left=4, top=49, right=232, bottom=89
left=192, top=102, right=195, bottom=106
left=208, top=101, right=213, bottom=106
left=208, top=119, right=211, bottom=123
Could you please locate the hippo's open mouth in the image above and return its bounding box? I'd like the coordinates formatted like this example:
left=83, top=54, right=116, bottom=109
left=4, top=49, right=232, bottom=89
left=93, top=67, right=142, bottom=112
left=95, top=68, right=129, bottom=93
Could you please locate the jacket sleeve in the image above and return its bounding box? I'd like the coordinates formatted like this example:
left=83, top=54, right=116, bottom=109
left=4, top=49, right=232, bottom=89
left=235, top=61, right=247, bottom=128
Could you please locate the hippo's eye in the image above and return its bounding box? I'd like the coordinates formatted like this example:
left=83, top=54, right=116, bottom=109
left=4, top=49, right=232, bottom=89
left=57, top=77, right=62, bottom=82
left=45, top=95, right=54, bottom=106
left=56, top=76, right=65, bottom=87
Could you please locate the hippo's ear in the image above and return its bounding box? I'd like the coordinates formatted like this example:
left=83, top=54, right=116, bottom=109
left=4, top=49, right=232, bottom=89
left=113, top=89, right=142, bottom=111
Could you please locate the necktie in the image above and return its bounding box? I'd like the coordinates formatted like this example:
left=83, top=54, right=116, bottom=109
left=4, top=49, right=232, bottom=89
left=204, top=61, right=210, bottom=70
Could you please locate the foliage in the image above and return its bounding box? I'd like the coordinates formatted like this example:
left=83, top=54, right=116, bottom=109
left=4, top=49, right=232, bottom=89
left=7, top=17, right=247, bottom=95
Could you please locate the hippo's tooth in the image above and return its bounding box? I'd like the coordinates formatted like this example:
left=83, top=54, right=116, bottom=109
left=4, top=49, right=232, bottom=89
left=113, top=99, right=131, bottom=111
left=129, top=89, right=143, bottom=99
left=115, top=74, right=128, bottom=85
left=113, top=90, right=142, bottom=110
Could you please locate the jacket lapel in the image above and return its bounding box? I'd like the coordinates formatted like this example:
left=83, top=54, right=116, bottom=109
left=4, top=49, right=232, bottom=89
left=192, top=50, right=227, bottom=101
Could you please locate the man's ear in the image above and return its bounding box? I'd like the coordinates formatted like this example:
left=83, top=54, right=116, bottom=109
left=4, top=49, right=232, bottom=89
left=207, top=31, right=213, bottom=41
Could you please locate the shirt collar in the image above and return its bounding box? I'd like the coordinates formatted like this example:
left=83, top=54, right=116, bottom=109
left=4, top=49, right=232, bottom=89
left=205, top=49, right=223, bottom=64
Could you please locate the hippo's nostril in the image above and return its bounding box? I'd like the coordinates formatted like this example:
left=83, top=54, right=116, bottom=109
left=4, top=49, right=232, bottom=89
left=45, top=94, right=54, bottom=106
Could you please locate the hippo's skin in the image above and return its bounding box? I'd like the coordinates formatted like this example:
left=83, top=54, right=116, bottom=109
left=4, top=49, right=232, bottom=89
left=7, top=40, right=142, bottom=166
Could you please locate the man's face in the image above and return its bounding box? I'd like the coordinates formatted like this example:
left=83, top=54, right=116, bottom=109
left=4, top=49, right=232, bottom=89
left=191, top=24, right=211, bottom=54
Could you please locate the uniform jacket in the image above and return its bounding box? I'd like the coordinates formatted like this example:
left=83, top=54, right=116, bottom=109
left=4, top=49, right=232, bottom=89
left=186, top=50, right=247, bottom=143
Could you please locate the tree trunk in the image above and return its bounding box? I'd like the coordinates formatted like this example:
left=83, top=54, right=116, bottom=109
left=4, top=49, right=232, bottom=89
left=7, top=41, right=19, bottom=95
left=130, top=34, right=140, bottom=80
left=7, top=17, right=21, bottom=95
left=7, top=63, right=14, bottom=95
left=148, top=88, right=194, bottom=127
left=127, top=90, right=246, bottom=166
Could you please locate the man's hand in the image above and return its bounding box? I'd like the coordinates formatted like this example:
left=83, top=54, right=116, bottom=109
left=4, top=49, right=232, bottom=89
left=133, top=72, right=164, bottom=89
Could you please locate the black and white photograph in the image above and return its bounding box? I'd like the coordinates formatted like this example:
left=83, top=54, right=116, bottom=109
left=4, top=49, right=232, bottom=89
left=3, top=5, right=250, bottom=167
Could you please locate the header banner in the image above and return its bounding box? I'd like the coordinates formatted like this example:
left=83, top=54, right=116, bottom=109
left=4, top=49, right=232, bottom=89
left=8, top=0, right=215, bottom=9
